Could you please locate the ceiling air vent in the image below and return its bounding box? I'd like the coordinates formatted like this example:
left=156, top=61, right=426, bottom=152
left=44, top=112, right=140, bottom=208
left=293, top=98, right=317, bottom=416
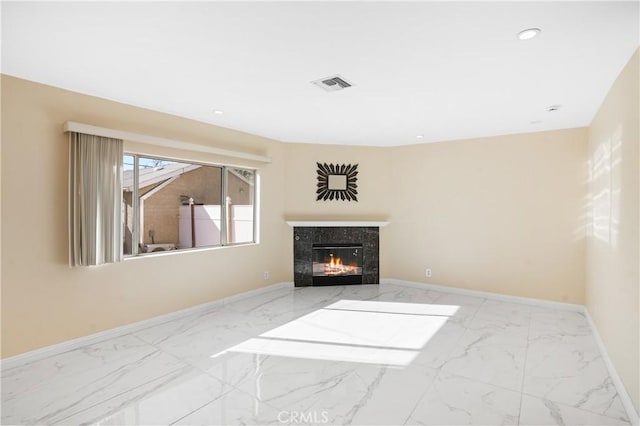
left=311, top=75, right=354, bottom=92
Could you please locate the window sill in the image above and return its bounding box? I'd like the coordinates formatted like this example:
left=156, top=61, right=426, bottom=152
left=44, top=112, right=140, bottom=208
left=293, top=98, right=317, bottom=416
left=123, top=242, right=259, bottom=261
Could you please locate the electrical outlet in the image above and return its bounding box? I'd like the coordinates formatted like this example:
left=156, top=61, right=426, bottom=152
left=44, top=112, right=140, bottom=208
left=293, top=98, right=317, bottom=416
left=263, top=271, right=270, bottom=280
left=426, top=268, right=432, bottom=278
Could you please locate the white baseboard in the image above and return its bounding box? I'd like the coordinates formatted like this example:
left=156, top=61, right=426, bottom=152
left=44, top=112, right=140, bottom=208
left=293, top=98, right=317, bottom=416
left=584, top=309, right=640, bottom=426
left=1, top=281, right=294, bottom=371
left=381, top=278, right=584, bottom=311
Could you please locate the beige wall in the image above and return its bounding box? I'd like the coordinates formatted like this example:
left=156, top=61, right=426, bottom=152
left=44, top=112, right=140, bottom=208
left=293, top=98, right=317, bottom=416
left=283, top=143, right=392, bottom=221
left=282, top=130, right=588, bottom=304
left=386, top=129, right=589, bottom=303
left=1, top=75, right=289, bottom=357
left=586, top=49, right=639, bottom=413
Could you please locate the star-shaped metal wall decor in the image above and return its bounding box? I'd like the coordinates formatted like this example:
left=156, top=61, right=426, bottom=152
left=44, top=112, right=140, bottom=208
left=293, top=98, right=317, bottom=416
left=316, top=162, right=358, bottom=201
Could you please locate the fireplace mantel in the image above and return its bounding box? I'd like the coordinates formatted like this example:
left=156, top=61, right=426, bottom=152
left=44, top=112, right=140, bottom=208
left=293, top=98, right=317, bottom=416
left=286, top=221, right=389, bottom=227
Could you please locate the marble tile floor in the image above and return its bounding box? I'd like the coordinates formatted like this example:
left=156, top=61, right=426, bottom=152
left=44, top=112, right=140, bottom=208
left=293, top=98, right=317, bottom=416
left=1, top=282, right=631, bottom=426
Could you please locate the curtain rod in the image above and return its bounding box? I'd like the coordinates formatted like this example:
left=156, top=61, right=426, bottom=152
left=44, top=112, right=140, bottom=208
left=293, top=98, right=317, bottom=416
left=63, top=121, right=272, bottom=164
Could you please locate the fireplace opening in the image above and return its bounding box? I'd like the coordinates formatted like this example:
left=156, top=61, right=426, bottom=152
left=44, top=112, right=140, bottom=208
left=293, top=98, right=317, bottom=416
left=312, top=243, right=363, bottom=285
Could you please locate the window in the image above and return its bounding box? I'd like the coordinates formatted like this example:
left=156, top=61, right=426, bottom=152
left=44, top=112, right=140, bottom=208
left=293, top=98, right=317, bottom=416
left=122, top=154, right=256, bottom=256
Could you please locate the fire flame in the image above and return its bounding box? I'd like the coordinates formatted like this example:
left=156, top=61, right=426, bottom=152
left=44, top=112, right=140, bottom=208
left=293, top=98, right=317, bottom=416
left=324, top=255, right=357, bottom=276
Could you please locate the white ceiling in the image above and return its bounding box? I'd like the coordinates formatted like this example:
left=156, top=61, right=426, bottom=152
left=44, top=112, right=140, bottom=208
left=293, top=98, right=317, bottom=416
left=2, top=1, right=639, bottom=147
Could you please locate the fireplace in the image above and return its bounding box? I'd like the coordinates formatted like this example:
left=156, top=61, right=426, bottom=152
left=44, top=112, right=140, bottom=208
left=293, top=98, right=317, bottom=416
left=312, top=244, right=363, bottom=285
left=291, top=224, right=381, bottom=287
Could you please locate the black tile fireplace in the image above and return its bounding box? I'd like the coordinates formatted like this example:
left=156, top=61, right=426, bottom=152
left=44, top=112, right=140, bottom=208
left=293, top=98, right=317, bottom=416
left=293, top=226, right=379, bottom=287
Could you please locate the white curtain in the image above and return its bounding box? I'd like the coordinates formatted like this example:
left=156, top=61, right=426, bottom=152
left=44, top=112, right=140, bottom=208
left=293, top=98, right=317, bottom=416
left=69, top=132, right=123, bottom=266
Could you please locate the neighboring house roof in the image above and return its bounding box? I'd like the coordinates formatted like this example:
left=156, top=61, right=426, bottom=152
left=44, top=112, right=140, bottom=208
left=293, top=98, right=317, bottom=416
left=122, top=163, right=254, bottom=192
left=122, top=164, right=201, bottom=191
left=228, top=168, right=254, bottom=186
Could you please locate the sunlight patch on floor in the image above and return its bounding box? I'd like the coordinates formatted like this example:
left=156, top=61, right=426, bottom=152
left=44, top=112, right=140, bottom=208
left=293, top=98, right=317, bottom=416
left=212, top=300, right=459, bottom=366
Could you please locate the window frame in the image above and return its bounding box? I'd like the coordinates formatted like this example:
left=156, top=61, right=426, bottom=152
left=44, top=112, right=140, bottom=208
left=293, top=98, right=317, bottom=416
left=123, top=153, right=258, bottom=258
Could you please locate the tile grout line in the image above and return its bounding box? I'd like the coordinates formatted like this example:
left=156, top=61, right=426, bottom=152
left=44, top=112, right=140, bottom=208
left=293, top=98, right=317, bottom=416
left=42, top=335, right=195, bottom=424
left=425, top=297, right=532, bottom=401
left=167, top=383, right=256, bottom=426
left=402, top=293, right=512, bottom=424
left=391, top=279, right=638, bottom=425
left=519, top=390, right=634, bottom=424
left=127, top=323, right=286, bottom=424
left=51, top=357, right=191, bottom=425
left=517, top=306, right=533, bottom=426
left=439, top=305, right=628, bottom=424
left=126, top=331, right=249, bottom=416
left=400, top=290, right=478, bottom=426
left=583, top=308, right=639, bottom=426
left=400, top=374, right=437, bottom=426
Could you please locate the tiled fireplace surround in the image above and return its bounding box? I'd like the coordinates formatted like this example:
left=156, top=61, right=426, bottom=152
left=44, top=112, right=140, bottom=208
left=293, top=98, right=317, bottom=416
left=292, top=225, right=380, bottom=286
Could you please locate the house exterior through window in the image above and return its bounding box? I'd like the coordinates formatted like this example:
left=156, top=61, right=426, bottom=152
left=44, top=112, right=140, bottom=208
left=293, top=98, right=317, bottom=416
left=122, top=154, right=256, bottom=256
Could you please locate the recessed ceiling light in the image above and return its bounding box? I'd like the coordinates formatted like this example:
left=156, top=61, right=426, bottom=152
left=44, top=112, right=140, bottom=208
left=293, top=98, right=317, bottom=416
left=546, top=105, right=562, bottom=112
left=213, top=110, right=224, bottom=115
left=416, top=134, right=424, bottom=139
left=518, top=28, right=541, bottom=40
